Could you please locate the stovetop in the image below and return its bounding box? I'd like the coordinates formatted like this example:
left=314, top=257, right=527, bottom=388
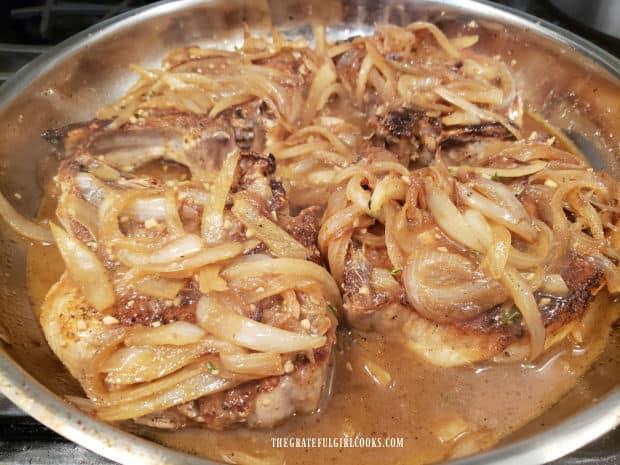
left=0, top=1, right=618, bottom=464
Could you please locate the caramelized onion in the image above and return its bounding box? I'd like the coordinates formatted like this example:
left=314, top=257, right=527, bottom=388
left=124, top=322, right=205, bottom=346
left=197, top=295, right=326, bottom=353
left=100, top=345, right=199, bottom=385
left=221, top=257, right=342, bottom=306
left=117, top=234, right=203, bottom=267
left=220, top=352, right=284, bottom=377
left=202, top=149, right=239, bottom=244
left=232, top=196, right=307, bottom=259
left=0, top=191, right=53, bottom=243
left=404, top=248, right=508, bottom=323
left=138, top=242, right=245, bottom=274
left=425, top=179, right=484, bottom=251
left=451, top=161, right=547, bottom=178
left=132, top=276, right=185, bottom=299
left=541, top=274, right=570, bottom=296
left=456, top=182, right=536, bottom=241
left=49, top=223, right=114, bottom=311
left=500, top=266, right=545, bottom=359
left=97, top=361, right=246, bottom=421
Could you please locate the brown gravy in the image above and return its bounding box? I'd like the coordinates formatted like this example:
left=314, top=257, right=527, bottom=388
left=27, top=169, right=620, bottom=465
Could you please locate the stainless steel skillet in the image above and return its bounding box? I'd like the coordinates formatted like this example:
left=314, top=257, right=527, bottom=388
left=0, top=1, right=618, bottom=464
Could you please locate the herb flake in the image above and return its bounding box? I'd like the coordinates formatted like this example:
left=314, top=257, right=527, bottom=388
left=207, top=361, right=219, bottom=373
left=328, top=304, right=338, bottom=316
left=491, top=172, right=500, bottom=182
left=390, top=268, right=401, bottom=275
left=502, top=306, right=521, bottom=325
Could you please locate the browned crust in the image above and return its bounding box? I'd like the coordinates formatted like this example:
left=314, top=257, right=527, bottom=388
left=430, top=254, right=604, bottom=360
left=196, top=377, right=280, bottom=430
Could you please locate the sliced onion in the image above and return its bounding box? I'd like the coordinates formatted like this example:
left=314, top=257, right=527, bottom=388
left=327, top=230, right=352, bottom=285
left=383, top=201, right=407, bottom=268
left=450, top=161, right=548, bottom=178
left=202, top=149, right=240, bottom=244
left=97, top=362, right=245, bottom=421
left=122, top=197, right=167, bottom=221
left=406, top=21, right=460, bottom=58
left=221, top=257, right=342, bottom=306
left=49, top=223, right=114, bottom=311
left=484, top=224, right=511, bottom=279
left=464, top=209, right=548, bottom=269
left=116, top=234, right=203, bottom=267
left=404, top=248, right=508, bottom=323
left=397, top=75, right=442, bottom=102
left=346, top=174, right=372, bottom=214
left=318, top=205, right=361, bottom=252
left=303, top=61, right=337, bottom=124
left=100, top=342, right=211, bottom=385
left=369, top=175, right=407, bottom=216
left=456, top=182, right=536, bottom=241
left=58, top=194, right=99, bottom=239
left=219, top=352, right=284, bottom=376
left=137, top=242, right=244, bottom=274
left=451, top=34, right=479, bottom=49
left=124, top=322, right=205, bottom=346
left=462, top=208, right=493, bottom=246
left=567, top=190, right=604, bottom=241
left=132, top=276, right=185, bottom=299
left=197, top=295, right=326, bottom=353
left=444, top=79, right=503, bottom=105
left=435, top=87, right=521, bottom=139
left=541, top=274, right=570, bottom=297
left=232, top=275, right=316, bottom=303
left=362, top=359, right=393, bottom=387
left=231, top=196, right=307, bottom=259
left=371, top=268, right=401, bottom=294
left=197, top=264, right=228, bottom=293
left=0, top=191, right=53, bottom=243
left=500, top=266, right=545, bottom=359
left=425, top=179, right=484, bottom=251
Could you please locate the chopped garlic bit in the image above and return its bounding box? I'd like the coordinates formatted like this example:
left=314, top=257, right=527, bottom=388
left=544, top=178, right=558, bottom=188
left=358, top=286, right=370, bottom=296
left=102, top=315, right=119, bottom=325
left=144, top=218, right=158, bottom=229
left=284, top=360, right=295, bottom=373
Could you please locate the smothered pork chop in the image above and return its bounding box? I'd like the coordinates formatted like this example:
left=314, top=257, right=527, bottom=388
left=319, top=141, right=620, bottom=366
left=38, top=116, right=339, bottom=428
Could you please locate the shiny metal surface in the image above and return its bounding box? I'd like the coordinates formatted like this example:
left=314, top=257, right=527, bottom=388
left=548, top=0, right=620, bottom=40
left=0, top=1, right=619, bottom=464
